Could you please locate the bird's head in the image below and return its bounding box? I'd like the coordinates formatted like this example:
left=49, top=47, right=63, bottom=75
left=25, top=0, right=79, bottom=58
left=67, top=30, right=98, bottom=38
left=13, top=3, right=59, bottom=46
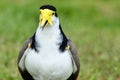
left=39, top=5, right=58, bottom=30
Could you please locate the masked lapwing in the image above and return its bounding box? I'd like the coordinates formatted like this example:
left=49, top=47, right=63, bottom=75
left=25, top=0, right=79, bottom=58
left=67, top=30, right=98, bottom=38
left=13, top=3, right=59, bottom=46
left=17, top=5, right=80, bottom=80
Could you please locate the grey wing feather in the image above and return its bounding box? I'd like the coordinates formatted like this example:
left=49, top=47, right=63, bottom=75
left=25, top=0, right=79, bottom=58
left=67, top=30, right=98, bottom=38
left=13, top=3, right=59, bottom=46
left=67, top=39, right=80, bottom=80
left=17, top=36, right=34, bottom=80
left=17, top=36, right=33, bottom=64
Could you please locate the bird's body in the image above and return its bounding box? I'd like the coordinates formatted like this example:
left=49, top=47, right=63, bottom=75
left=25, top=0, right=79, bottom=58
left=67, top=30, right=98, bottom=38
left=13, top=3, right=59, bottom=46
left=25, top=46, right=73, bottom=80
left=18, top=5, right=80, bottom=80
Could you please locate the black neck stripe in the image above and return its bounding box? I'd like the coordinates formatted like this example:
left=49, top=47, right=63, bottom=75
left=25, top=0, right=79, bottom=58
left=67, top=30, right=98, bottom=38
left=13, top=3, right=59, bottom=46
left=59, top=25, right=68, bottom=52
left=31, top=33, right=38, bottom=52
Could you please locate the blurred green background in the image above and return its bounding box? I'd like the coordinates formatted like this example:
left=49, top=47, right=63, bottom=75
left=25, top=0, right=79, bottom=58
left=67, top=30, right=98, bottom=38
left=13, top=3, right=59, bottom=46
left=0, top=0, right=120, bottom=80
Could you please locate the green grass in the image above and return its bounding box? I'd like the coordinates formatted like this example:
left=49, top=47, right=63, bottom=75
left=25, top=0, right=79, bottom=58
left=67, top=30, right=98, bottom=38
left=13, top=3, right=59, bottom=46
left=0, top=0, right=120, bottom=80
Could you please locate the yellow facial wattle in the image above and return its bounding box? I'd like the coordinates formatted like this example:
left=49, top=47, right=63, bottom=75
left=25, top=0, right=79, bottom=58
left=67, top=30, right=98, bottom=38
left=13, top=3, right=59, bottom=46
left=40, top=9, right=55, bottom=26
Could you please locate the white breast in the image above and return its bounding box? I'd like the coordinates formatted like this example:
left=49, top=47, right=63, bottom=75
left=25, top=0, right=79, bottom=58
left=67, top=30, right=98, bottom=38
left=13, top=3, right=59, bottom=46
left=24, top=24, right=73, bottom=80
left=25, top=48, right=73, bottom=80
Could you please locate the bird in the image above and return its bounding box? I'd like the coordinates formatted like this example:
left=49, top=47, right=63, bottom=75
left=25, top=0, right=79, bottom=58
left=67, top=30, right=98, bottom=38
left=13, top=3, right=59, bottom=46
left=17, top=5, right=80, bottom=80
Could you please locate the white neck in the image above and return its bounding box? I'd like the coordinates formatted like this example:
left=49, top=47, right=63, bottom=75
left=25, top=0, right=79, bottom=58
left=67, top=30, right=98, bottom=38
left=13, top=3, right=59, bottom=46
left=35, top=18, right=62, bottom=48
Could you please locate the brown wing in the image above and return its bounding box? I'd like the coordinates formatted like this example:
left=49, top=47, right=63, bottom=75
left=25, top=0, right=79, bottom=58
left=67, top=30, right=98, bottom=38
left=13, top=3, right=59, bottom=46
left=67, top=40, right=80, bottom=80
left=17, top=36, right=34, bottom=80
left=17, top=36, right=32, bottom=64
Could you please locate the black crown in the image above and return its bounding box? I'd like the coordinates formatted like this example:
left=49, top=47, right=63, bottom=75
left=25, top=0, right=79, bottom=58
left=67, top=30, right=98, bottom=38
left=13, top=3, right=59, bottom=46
left=40, top=5, right=56, bottom=11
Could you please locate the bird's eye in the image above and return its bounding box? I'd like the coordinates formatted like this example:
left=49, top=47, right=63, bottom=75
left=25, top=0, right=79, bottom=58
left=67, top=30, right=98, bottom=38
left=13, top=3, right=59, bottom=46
left=52, top=13, right=55, bottom=15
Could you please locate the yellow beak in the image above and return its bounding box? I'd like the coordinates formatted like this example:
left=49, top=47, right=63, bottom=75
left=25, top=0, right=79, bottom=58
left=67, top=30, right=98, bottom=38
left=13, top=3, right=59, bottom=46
left=40, top=9, right=55, bottom=27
